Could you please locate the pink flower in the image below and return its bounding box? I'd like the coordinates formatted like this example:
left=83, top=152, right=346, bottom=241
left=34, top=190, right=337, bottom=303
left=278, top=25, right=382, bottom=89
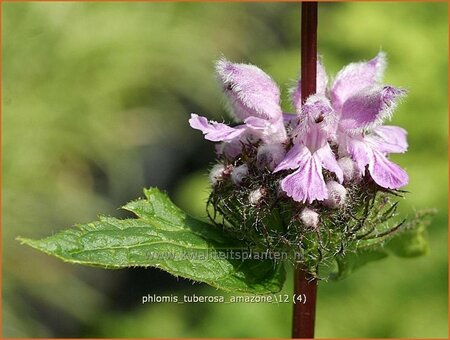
left=282, top=52, right=408, bottom=197
left=189, top=58, right=287, bottom=161
left=330, top=53, right=409, bottom=189
left=274, top=95, right=343, bottom=203
left=190, top=53, right=409, bottom=204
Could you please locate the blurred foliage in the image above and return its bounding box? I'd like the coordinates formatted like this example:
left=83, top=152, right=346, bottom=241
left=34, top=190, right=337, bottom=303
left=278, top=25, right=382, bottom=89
left=2, top=2, right=447, bottom=338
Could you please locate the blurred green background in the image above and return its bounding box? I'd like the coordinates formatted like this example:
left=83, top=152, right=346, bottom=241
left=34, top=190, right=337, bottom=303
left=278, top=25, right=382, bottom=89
left=2, top=2, right=448, bottom=338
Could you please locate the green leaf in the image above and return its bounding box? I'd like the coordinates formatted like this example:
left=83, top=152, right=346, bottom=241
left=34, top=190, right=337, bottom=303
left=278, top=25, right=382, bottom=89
left=331, top=209, right=434, bottom=280
left=384, top=209, right=434, bottom=258
left=18, top=188, right=285, bottom=294
left=386, top=223, right=429, bottom=257
left=332, top=248, right=388, bottom=280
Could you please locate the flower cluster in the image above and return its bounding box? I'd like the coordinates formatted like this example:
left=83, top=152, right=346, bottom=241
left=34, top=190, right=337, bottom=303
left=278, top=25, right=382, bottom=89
left=191, top=53, right=407, bottom=204
left=189, top=53, right=410, bottom=272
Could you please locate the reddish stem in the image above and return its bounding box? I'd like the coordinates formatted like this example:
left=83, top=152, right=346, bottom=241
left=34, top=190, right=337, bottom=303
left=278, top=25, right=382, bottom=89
left=292, top=266, right=318, bottom=338
left=292, top=2, right=318, bottom=339
left=301, top=2, right=317, bottom=102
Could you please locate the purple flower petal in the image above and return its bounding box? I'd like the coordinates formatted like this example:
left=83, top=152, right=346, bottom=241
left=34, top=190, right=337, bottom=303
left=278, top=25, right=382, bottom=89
left=216, top=58, right=282, bottom=121
left=314, top=143, right=344, bottom=183
left=274, top=143, right=310, bottom=172
left=339, top=85, right=406, bottom=132
left=345, top=136, right=371, bottom=174
left=368, top=150, right=409, bottom=189
left=279, top=154, right=328, bottom=203
left=243, top=116, right=270, bottom=130
left=345, top=133, right=409, bottom=189
left=189, top=113, right=245, bottom=142
left=276, top=142, right=337, bottom=203
left=368, top=125, right=408, bottom=154
left=291, top=59, right=328, bottom=112
left=331, top=52, right=386, bottom=112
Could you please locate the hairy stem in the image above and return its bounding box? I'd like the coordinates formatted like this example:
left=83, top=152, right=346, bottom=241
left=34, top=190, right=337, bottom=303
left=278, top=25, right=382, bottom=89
left=292, top=2, right=318, bottom=339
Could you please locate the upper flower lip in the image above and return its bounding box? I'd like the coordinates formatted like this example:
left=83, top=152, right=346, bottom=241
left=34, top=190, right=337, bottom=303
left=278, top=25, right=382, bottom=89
left=292, top=52, right=406, bottom=132
left=215, top=58, right=283, bottom=122
left=330, top=51, right=387, bottom=112
left=338, top=85, right=407, bottom=134
left=293, top=94, right=338, bottom=139
left=189, top=58, right=288, bottom=149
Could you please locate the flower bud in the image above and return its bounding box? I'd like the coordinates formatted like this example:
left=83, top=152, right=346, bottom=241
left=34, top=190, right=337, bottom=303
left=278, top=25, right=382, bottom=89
left=231, top=164, right=249, bottom=185
left=209, top=164, right=226, bottom=186
left=300, top=207, right=319, bottom=229
left=249, top=188, right=264, bottom=205
left=323, top=181, right=347, bottom=208
left=337, top=157, right=359, bottom=182
left=256, top=143, right=286, bottom=171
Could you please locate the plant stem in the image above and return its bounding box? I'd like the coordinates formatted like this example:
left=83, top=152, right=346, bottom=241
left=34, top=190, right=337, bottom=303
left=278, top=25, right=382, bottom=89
left=301, top=2, right=317, bottom=101
left=292, top=2, right=318, bottom=339
left=292, top=266, right=318, bottom=338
